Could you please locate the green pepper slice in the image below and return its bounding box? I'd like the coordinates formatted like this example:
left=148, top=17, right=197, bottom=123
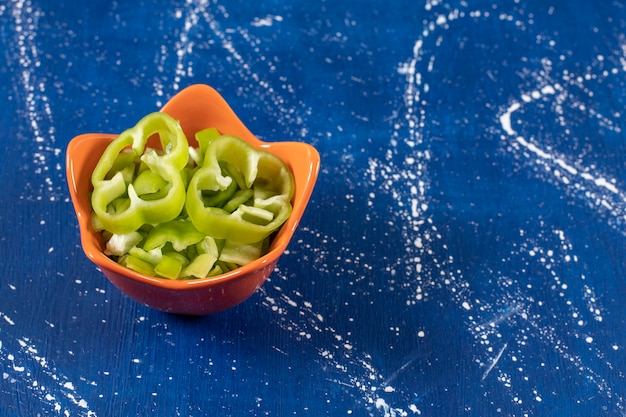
left=186, top=134, right=294, bottom=244
left=91, top=112, right=189, bottom=234
left=143, top=218, right=205, bottom=252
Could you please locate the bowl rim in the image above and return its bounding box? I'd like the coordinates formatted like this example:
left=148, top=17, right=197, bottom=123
left=66, top=84, right=320, bottom=291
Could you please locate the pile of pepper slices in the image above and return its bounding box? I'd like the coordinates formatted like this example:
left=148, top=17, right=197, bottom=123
left=90, top=112, right=294, bottom=279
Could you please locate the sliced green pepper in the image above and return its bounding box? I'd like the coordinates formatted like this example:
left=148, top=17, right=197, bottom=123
left=155, top=254, right=185, bottom=279
left=91, top=112, right=189, bottom=234
left=195, top=127, right=221, bottom=165
left=143, top=218, right=205, bottom=252
left=119, top=254, right=155, bottom=276
left=185, top=134, right=294, bottom=244
left=219, top=238, right=266, bottom=265
left=92, top=118, right=297, bottom=280
left=181, top=237, right=220, bottom=278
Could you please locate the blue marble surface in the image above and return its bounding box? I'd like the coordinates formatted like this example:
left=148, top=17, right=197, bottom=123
left=1, top=0, right=626, bottom=415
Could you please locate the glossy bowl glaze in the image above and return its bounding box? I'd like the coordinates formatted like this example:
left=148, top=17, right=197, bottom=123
left=66, top=84, right=320, bottom=315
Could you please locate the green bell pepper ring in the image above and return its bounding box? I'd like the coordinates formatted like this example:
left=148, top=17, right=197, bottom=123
left=91, top=112, right=189, bottom=234
left=186, top=134, right=294, bottom=244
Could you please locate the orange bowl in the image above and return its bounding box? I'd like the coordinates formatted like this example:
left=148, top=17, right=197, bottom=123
left=66, top=84, right=320, bottom=315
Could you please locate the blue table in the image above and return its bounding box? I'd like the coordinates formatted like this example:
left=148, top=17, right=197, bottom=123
left=1, top=0, right=625, bottom=415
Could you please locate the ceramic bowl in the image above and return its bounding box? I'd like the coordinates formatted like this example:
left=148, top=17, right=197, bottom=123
left=66, top=84, right=320, bottom=315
